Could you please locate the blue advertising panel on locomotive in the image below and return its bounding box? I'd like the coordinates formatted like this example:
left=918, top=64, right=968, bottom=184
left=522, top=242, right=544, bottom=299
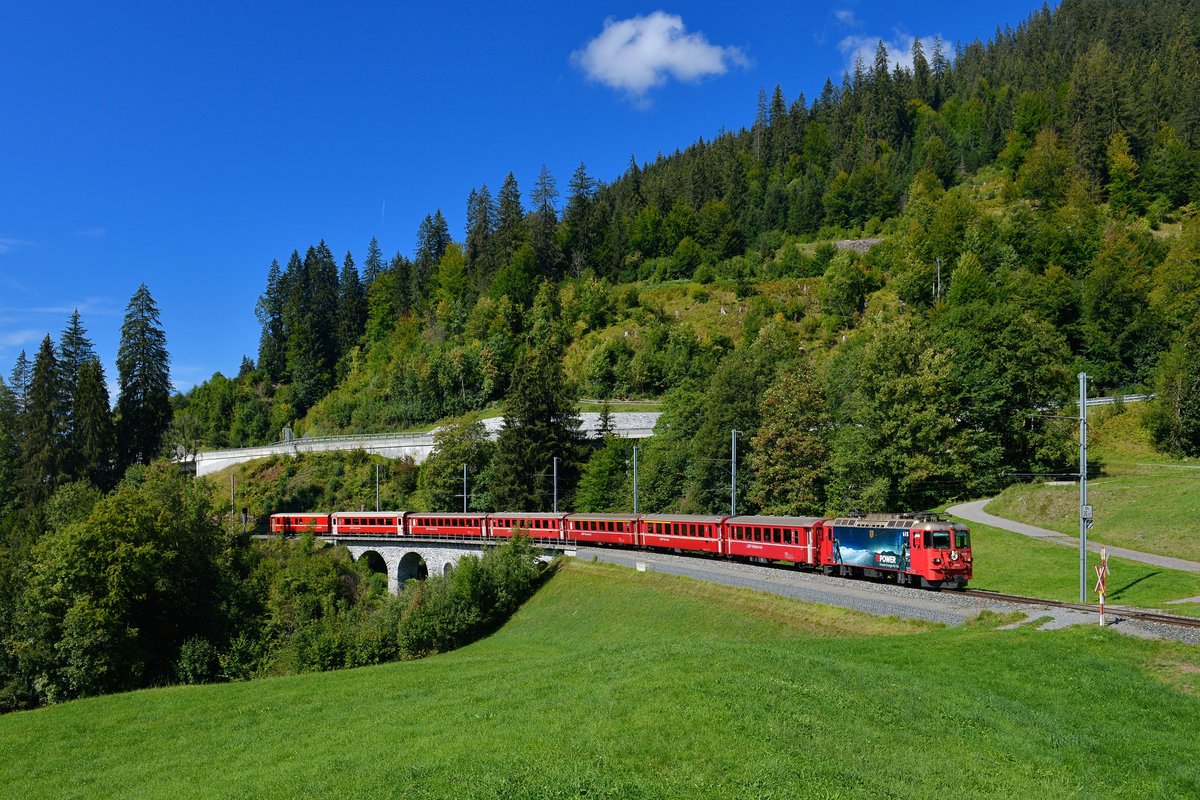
left=829, top=524, right=908, bottom=572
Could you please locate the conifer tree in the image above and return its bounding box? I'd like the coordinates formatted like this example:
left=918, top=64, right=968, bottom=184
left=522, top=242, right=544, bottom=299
left=488, top=341, right=583, bottom=512
left=255, top=259, right=287, bottom=383
left=530, top=165, right=563, bottom=278
left=363, top=236, right=384, bottom=285
left=336, top=250, right=366, bottom=361
left=465, top=185, right=496, bottom=272
left=0, top=376, right=19, bottom=515
left=74, top=357, right=116, bottom=489
left=57, top=310, right=97, bottom=481
left=116, top=284, right=172, bottom=467
left=493, top=173, right=526, bottom=262
left=9, top=349, right=31, bottom=415
left=21, top=335, right=62, bottom=504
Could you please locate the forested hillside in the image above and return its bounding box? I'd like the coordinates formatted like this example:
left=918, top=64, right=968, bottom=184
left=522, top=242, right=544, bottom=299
left=166, top=0, right=1200, bottom=516
left=2, top=0, right=1200, bottom=713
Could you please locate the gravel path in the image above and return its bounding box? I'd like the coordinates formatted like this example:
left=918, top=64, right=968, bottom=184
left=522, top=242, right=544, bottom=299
left=570, top=547, right=1200, bottom=645
left=947, top=499, right=1200, bottom=573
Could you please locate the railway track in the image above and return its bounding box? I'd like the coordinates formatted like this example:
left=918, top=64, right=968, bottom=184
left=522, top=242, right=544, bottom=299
left=953, top=588, right=1200, bottom=630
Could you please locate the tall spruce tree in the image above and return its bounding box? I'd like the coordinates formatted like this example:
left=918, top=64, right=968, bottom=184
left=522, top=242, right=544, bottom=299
left=530, top=164, right=562, bottom=278
left=116, top=284, right=172, bottom=467
left=9, top=349, right=31, bottom=415
left=0, top=376, right=19, bottom=515
left=488, top=343, right=583, bottom=511
left=336, top=250, right=366, bottom=361
left=465, top=184, right=496, bottom=273
left=57, top=310, right=97, bottom=481
left=255, top=259, right=287, bottom=383
left=74, top=357, right=116, bottom=489
left=362, top=236, right=384, bottom=285
left=20, top=335, right=61, bottom=505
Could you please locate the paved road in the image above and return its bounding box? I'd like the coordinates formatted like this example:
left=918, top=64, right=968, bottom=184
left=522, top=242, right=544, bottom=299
left=947, top=499, right=1200, bottom=573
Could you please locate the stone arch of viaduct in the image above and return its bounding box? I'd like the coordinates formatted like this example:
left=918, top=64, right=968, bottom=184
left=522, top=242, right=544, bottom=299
left=335, top=539, right=563, bottom=594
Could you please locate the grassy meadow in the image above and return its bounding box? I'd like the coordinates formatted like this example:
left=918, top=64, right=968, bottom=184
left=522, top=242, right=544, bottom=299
left=958, top=519, right=1200, bottom=615
left=986, top=404, right=1200, bottom=563
left=1, top=560, right=1198, bottom=799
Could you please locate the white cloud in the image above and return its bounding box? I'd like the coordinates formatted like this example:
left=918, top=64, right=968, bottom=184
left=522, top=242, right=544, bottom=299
left=0, top=237, right=36, bottom=255
left=837, top=32, right=944, bottom=74
left=833, top=9, right=859, bottom=26
left=573, top=12, right=747, bottom=104
left=0, top=329, right=42, bottom=348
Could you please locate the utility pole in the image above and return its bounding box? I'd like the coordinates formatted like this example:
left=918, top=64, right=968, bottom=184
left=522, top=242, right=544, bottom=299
left=1079, top=372, right=1091, bottom=603
left=553, top=456, right=559, bottom=513
left=632, top=445, right=639, bottom=514
left=463, top=463, right=468, bottom=513
left=230, top=475, right=236, bottom=527
left=375, top=464, right=381, bottom=512
left=731, top=429, right=742, bottom=517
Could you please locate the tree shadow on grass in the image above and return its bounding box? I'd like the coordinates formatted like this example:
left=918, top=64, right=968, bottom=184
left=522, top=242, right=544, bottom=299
left=1108, top=571, right=1162, bottom=599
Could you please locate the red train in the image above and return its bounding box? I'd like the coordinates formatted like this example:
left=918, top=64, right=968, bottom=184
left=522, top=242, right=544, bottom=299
left=270, top=510, right=972, bottom=589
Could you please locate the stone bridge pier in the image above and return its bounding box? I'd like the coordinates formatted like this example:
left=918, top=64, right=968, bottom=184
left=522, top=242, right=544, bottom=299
left=340, top=541, right=481, bottom=594
left=329, top=537, right=565, bottom=594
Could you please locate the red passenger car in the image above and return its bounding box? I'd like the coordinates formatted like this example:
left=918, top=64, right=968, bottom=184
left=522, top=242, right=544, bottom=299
left=269, top=512, right=331, bottom=535
left=639, top=514, right=725, bottom=554
left=487, top=512, right=566, bottom=540
left=330, top=511, right=404, bottom=536
left=564, top=513, right=639, bottom=546
left=725, top=515, right=823, bottom=566
left=405, top=512, right=487, bottom=538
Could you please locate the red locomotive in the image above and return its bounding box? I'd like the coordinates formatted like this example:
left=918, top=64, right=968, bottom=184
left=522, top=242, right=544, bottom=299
left=269, top=510, right=972, bottom=589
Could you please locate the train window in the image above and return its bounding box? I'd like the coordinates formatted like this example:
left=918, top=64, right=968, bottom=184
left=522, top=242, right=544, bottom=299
left=955, top=531, right=970, bottom=549
left=929, top=531, right=952, bottom=549
left=784, top=529, right=793, bottom=544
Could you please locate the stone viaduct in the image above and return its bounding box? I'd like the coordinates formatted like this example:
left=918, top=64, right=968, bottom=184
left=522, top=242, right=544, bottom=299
left=328, top=537, right=569, bottom=594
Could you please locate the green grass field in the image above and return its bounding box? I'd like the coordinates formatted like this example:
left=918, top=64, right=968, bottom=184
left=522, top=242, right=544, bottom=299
left=959, top=519, right=1200, bottom=615
left=986, top=404, right=1200, bottom=563
left=2, top=560, right=1198, bottom=799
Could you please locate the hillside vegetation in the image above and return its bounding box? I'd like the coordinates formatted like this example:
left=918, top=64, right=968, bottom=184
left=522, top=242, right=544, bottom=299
left=170, top=0, right=1200, bottom=519
left=1, top=561, right=1197, bottom=799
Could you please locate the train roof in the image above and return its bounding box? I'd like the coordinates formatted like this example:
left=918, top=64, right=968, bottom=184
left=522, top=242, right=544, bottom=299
left=488, top=512, right=567, bottom=519
left=726, top=515, right=824, bottom=527
left=331, top=510, right=405, bottom=517
left=407, top=511, right=487, bottom=519
left=830, top=514, right=968, bottom=531
left=640, top=513, right=727, bottom=524
left=565, top=513, right=640, bottom=521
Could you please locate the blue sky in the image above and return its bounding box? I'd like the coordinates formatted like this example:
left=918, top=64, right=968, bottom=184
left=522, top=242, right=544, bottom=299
left=0, top=1, right=1050, bottom=395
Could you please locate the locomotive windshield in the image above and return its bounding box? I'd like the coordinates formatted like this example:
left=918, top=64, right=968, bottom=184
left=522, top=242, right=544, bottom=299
left=955, top=531, right=970, bottom=549
left=928, top=531, right=952, bottom=549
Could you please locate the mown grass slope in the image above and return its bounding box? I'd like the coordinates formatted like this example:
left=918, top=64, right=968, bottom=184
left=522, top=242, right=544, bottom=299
left=987, top=404, right=1200, bottom=563
left=960, top=519, right=1200, bottom=615
left=1, top=560, right=1198, bottom=799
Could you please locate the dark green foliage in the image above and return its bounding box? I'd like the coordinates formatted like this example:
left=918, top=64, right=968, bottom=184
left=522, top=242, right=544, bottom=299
left=747, top=359, right=829, bottom=514
left=416, top=414, right=494, bottom=512
left=19, top=336, right=60, bottom=506
left=9, top=463, right=233, bottom=704
left=574, top=434, right=633, bottom=513
left=255, top=259, right=287, bottom=383
left=488, top=290, right=584, bottom=511
left=116, top=284, right=172, bottom=467
left=336, top=250, right=366, bottom=367
left=395, top=535, right=543, bottom=658
left=72, top=358, right=116, bottom=490
left=0, top=377, right=18, bottom=516
left=1147, top=319, right=1200, bottom=456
